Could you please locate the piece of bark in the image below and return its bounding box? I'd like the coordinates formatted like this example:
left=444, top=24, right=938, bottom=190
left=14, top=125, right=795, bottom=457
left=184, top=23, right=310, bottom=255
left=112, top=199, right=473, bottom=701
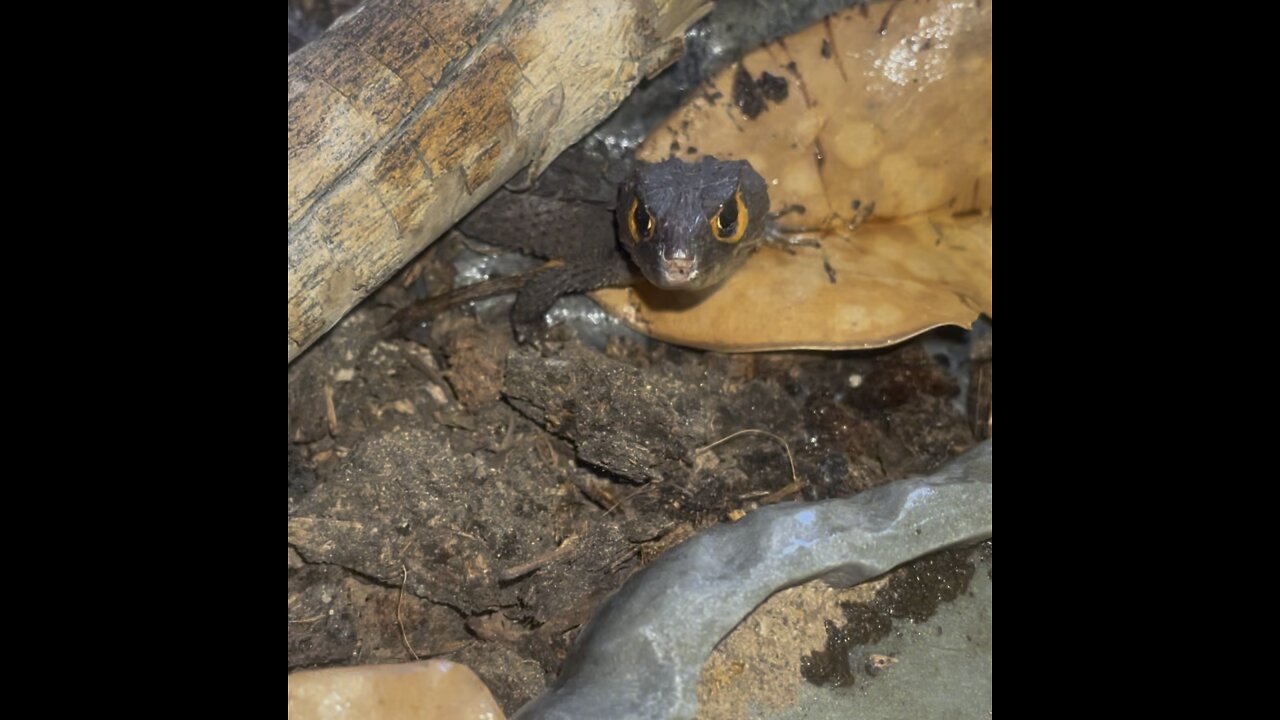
left=288, top=0, right=712, bottom=362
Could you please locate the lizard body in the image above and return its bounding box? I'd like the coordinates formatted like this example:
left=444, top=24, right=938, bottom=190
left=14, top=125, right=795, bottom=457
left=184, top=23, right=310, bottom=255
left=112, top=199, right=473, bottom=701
left=454, top=156, right=772, bottom=337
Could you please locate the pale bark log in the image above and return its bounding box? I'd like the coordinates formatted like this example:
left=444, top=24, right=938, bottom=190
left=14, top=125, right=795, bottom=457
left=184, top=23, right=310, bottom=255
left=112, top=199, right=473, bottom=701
left=288, top=0, right=711, bottom=361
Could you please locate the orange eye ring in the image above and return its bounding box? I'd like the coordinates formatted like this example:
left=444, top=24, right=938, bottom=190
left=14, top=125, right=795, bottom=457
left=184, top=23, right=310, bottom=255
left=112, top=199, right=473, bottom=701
left=711, top=189, right=749, bottom=244
left=628, top=196, right=654, bottom=242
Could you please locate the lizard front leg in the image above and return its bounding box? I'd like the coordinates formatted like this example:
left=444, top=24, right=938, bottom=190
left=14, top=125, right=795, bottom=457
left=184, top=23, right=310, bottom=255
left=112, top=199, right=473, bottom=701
left=511, top=251, right=636, bottom=341
left=762, top=199, right=876, bottom=253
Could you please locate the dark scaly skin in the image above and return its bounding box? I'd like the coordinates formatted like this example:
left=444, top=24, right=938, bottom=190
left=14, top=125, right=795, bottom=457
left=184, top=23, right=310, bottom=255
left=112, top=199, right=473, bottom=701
left=414, top=155, right=772, bottom=339
left=456, top=189, right=634, bottom=329
left=617, top=157, right=770, bottom=291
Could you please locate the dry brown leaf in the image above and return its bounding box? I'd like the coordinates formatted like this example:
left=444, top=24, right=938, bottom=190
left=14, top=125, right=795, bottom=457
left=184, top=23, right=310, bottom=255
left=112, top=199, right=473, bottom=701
left=600, top=0, right=992, bottom=351
left=594, top=212, right=990, bottom=351
left=639, top=0, right=992, bottom=224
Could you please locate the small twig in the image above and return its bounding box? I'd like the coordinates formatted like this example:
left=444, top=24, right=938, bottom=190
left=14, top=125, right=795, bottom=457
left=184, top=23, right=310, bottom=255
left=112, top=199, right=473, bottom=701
left=534, top=434, right=560, bottom=468
left=757, top=480, right=804, bottom=505
left=608, top=545, right=641, bottom=572
left=605, top=483, right=658, bottom=516
left=666, top=481, right=694, bottom=498
left=573, top=475, right=622, bottom=513
left=695, top=429, right=800, bottom=486
left=398, top=565, right=420, bottom=661
left=323, top=384, right=339, bottom=436
left=288, top=614, right=326, bottom=624
left=491, top=414, right=517, bottom=454
left=499, top=535, right=580, bottom=581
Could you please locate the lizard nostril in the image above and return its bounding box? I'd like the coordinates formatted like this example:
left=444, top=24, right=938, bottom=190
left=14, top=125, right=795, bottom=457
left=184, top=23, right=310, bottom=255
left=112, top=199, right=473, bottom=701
left=664, top=258, right=695, bottom=279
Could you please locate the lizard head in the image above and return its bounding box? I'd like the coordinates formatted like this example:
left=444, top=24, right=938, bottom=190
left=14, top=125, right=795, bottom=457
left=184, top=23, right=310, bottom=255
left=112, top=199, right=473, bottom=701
left=617, top=157, right=770, bottom=291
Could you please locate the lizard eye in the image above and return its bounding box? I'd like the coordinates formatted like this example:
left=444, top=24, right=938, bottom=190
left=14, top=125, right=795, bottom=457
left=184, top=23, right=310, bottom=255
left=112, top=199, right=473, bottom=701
left=628, top=196, right=654, bottom=242
left=711, top=188, right=748, bottom=244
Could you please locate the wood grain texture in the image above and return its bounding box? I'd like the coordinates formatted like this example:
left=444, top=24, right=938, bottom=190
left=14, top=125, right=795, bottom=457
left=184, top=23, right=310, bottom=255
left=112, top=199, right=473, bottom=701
left=288, top=0, right=711, bottom=361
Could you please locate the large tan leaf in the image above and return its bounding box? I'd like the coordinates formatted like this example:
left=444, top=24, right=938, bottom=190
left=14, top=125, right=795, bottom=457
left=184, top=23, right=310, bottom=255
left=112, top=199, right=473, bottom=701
left=595, top=0, right=992, bottom=350
left=594, top=211, right=990, bottom=351
left=288, top=660, right=505, bottom=720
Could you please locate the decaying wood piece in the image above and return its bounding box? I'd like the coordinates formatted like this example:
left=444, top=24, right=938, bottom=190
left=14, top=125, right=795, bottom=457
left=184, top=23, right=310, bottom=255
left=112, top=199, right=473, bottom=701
left=288, top=0, right=712, bottom=362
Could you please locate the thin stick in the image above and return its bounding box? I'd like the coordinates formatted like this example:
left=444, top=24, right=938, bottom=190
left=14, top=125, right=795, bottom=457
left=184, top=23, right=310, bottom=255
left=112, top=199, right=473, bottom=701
left=398, top=565, right=420, bottom=661
left=323, top=384, right=338, bottom=436
left=695, top=429, right=800, bottom=486
left=757, top=480, right=804, bottom=505
left=288, top=614, right=326, bottom=624
left=499, top=535, right=580, bottom=581
left=605, top=483, right=657, bottom=516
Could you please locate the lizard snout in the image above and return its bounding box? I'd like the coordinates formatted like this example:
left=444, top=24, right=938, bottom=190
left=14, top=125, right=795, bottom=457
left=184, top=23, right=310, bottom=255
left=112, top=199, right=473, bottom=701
left=656, top=257, right=698, bottom=287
